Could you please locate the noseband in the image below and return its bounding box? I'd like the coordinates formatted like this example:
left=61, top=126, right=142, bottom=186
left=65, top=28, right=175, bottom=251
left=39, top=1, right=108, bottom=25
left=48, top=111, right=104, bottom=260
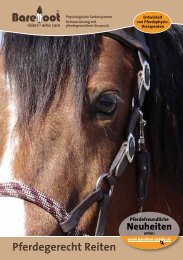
left=0, top=28, right=150, bottom=236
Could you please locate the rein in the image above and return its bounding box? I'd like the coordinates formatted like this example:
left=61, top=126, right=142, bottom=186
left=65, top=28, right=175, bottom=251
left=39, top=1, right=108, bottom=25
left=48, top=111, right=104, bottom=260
left=0, top=28, right=151, bottom=236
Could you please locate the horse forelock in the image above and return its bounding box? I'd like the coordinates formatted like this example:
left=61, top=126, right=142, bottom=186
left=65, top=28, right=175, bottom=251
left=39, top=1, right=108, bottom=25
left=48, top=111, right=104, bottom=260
left=2, top=34, right=102, bottom=126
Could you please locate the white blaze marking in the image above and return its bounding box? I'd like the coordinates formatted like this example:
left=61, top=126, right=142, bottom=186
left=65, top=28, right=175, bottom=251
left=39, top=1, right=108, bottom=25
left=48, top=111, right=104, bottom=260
left=0, top=90, right=26, bottom=236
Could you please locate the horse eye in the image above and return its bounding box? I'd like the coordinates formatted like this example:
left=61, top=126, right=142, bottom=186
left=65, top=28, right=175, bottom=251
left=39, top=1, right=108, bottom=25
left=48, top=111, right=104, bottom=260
left=95, top=94, right=118, bottom=115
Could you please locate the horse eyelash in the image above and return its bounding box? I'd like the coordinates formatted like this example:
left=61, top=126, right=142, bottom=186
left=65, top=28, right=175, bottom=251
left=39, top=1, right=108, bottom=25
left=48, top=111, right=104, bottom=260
left=102, top=93, right=124, bottom=104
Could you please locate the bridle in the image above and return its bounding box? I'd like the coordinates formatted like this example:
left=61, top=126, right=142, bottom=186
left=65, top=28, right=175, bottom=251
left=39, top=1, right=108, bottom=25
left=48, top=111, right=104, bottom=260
left=0, top=27, right=150, bottom=236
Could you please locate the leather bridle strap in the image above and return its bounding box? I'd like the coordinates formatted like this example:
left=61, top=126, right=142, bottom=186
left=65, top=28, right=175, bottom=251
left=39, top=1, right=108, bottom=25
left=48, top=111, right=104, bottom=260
left=106, top=51, right=150, bottom=182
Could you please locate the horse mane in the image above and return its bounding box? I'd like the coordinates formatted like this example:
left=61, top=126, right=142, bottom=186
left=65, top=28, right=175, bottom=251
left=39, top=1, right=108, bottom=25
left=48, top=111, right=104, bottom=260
left=145, top=25, right=183, bottom=192
left=2, top=34, right=102, bottom=124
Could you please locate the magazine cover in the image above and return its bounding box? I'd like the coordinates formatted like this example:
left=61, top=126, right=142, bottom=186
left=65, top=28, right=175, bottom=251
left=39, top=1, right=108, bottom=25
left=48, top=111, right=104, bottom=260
left=0, top=0, right=182, bottom=259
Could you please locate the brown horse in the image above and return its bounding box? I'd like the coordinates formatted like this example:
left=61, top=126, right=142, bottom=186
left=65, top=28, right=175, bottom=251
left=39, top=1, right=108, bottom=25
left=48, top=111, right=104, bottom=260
left=0, top=26, right=183, bottom=236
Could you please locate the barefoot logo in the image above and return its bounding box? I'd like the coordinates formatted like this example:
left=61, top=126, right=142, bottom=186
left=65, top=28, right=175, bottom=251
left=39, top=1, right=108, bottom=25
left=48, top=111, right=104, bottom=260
left=36, top=6, right=43, bottom=23
left=12, top=6, right=61, bottom=28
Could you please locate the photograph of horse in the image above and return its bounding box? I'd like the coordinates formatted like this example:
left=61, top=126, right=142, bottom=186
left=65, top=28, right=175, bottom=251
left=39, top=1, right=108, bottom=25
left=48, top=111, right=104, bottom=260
left=0, top=25, right=183, bottom=236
